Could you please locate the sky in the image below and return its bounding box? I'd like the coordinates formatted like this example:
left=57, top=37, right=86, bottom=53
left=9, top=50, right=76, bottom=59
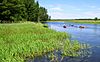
left=36, top=0, right=100, bottom=19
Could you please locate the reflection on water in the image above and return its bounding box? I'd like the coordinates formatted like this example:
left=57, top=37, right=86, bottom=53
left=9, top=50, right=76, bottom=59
left=27, top=46, right=92, bottom=62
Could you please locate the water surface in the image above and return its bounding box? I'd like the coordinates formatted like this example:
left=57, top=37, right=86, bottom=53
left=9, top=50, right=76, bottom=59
left=28, top=22, right=100, bottom=62
left=46, top=22, right=100, bottom=62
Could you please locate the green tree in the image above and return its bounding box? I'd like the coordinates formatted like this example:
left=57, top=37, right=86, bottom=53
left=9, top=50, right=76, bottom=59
left=0, top=0, right=26, bottom=22
left=24, top=0, right=36, bottom=21
left=0, top=0, right=50, bottom=23
left=39, top=7, right=49, bottom=21
left=32, top=1, right=40, bottom=22
left=94, top=17, right=98, bottom=21
left=36, top=1, right=40, bottom=22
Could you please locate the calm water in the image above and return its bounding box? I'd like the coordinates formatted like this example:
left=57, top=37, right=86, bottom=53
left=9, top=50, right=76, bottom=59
left=28, top=22, right=100, bottom=62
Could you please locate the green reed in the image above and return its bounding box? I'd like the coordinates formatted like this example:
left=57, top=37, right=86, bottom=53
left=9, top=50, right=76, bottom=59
left=0, top=22, right=81, bottom=62
left=0, top=22, right=66, bottom=62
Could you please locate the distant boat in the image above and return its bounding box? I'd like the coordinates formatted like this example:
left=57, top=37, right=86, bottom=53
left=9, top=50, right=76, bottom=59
left=63, top=25, right=67, bottom=28
left=79, top=26, right=85, bottom=28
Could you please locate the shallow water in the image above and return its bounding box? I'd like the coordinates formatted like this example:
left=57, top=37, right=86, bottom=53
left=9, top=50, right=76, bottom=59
left=28, top=22, right=100, bottom=62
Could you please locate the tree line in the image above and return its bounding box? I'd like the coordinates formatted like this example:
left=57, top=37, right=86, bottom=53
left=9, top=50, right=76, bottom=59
left=75, top=17, right=99, bottom=21
left=0, top=0, right=50, bottom=23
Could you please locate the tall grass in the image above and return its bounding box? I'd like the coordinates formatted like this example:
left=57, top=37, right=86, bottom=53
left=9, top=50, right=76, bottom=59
left=0, top=22, right=81, bottom=62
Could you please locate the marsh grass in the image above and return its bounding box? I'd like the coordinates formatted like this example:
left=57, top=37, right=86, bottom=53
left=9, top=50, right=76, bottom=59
left=0, top=22, right=82, bottom=62
left=0, top=22, right=67, bottom=62
left=61, top=40, right=90, bottom=57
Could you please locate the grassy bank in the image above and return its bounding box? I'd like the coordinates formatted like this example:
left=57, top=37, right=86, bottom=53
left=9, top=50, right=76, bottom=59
left=66, top=20, right=100, bottom=24
left=48, top=20, right=100, bottom=24
left=0, top=22, right=80, bottom=62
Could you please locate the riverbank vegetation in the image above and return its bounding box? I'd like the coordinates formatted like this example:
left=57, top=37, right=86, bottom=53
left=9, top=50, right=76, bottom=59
left=67, top=20, right=100, bottom=24
left=0, top=22, right=82, bottom=62
left=49, top=19, right=100, bottom=24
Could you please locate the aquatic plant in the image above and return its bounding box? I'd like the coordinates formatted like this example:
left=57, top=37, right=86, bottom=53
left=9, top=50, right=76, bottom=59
left=0, top=22, right=67, bottom=62
left=0, top=22, right=85, bottom=62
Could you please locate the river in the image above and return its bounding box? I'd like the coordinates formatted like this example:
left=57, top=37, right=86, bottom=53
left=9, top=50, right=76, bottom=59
left=28, top=22, right=100, bottom=62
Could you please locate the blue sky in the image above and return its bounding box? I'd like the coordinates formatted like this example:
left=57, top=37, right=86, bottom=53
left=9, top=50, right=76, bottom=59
left=36, top=0, right=100, bottom=19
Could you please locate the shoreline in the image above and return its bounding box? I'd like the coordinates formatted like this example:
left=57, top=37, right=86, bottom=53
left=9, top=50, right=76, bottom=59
left=0, top=22, right=81, bottom=62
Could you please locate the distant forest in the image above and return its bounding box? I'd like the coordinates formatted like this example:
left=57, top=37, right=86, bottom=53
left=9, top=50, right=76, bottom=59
left=50, top=17, right=100, bottom=21
left=0, top=0, right=50, bottom=23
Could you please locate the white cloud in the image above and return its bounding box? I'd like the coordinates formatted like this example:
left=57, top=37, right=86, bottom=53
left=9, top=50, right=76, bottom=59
left=48, top=10, right=100, bottom=19
left=48, top=11, right=81, bottom=19
left=84, top=11, right=100, bottom=17
left=50, top=7, right=63, bottom=11
left=46, top=4, right=100, bottom=19
left=48, top=11, right=69, bottom=19
left=88, top=6, right=96, bottom=8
